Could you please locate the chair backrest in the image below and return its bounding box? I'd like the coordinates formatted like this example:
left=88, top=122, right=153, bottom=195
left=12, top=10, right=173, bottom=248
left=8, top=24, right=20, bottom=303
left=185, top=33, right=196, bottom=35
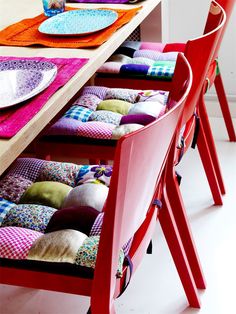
left=181, top=0, right=226, bottom=125
left=92, top=53, right=192, bottom=309
left=204, top=0, right=235, bottom=60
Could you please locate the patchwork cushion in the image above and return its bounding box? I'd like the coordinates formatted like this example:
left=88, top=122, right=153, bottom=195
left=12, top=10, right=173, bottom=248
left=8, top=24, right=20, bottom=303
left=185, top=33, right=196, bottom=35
left=46, top=85, right=169, bottom=140
left=0, top=158, right=129, bottom=277
left=97, top=40, right=185, bottom=79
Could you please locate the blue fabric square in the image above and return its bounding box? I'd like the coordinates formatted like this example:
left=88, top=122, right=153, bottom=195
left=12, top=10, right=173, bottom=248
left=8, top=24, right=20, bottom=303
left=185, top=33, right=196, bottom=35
left=64, top=105, right=93, bottom=122
left=0, top=197, right=15, bottom=226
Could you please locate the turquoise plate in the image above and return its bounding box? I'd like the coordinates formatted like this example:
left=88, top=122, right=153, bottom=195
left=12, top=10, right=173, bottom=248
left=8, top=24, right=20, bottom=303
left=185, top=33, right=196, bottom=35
left=38, top=9, right=118, bottom=36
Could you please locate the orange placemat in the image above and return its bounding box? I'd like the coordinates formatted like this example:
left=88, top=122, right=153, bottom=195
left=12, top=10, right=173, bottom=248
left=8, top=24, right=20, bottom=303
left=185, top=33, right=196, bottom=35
left=0, top=7, right=141, bottom=48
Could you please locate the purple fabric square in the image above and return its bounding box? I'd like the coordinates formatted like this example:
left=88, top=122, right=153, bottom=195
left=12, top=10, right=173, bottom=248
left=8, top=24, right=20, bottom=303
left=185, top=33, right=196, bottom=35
left=46, top=118, right=82, bottom=136
left=120, top=64, right=149, bottom=76
left=7, top=158, right=44, bottom=182
left=82, top=86, right=108, bottom=100
left=46, top=206, right=99, bottom=235
left=120, top=114, right=156, bottom=126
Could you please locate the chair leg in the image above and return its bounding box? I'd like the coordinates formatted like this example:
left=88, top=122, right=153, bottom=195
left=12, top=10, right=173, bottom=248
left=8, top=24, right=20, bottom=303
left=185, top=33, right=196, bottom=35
left=214, top=73, right=236, bottom=142
left=90, top=299, right=116, bottom=314
left=198, top=95, right=226, bottom=195
left=166, top=170, right=206, bottom=289
left=159, top=188, right=201, bottom=308
left=197, top=119, right=223, bottom=205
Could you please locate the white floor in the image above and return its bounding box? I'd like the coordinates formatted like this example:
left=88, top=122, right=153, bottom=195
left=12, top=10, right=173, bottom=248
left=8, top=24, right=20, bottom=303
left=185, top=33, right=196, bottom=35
left=0, top=117, right=235, bottom=314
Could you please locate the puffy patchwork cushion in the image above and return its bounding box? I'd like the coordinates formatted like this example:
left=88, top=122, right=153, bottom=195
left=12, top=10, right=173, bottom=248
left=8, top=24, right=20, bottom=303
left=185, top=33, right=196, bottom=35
left=63, top=183, right=109, bottom=212
left=0, top=175, right=33, bottom=203
left=97, top=40, right=185, bottom=79
left=2, top=204, right=56, bottom=233
left=46, top=85, right=168, bottom=141
left=76, top=165, right=113, bottom=186
left=0, top=158, right=128, bottom=278
left=27, top=229, right=87, bottom=263
left=0, top=227, right=42, bottom=259
left=45, top=206, right=99, bottom=235
left=21, top=181, right=72, bottom=209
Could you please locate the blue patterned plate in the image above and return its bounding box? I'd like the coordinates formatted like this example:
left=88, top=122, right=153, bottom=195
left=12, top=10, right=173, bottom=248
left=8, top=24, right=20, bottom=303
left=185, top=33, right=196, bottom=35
left=38, top=9, right=118, bottom=36
left=0, top=60, right=57, bottom=109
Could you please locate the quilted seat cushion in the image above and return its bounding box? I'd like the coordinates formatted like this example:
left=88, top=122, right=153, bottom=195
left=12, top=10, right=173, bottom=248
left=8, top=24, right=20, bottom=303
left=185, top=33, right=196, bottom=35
left=97, top=41, right=186, bottom=78
left=0, top=158, right=126, bottom=277
left=46, top=86, right=169, bottom=140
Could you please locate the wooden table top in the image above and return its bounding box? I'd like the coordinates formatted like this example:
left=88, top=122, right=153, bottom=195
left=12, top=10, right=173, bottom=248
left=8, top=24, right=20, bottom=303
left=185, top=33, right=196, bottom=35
left=0, top=0, right=162, bottom=175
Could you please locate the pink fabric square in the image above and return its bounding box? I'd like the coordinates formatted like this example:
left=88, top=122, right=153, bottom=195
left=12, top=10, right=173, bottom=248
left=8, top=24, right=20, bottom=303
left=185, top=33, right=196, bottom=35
left=77, top=122, right=115, bottom=139
left=140, top=42, right=165, bottom=52
left=0, top=227, right=42, bottom=259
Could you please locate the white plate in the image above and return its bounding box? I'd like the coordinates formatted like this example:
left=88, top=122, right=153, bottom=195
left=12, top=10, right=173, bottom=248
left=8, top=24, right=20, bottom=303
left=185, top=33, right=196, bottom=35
left=0, top=60, right=57, bottom=109
left=38, top=9, right=118, bottom=36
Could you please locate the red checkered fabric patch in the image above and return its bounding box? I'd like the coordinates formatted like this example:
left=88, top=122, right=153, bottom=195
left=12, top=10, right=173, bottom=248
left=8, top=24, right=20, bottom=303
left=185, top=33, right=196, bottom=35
left=77, top=121, right=115, bottom=139
left=0, top=227, right=42, bottom=259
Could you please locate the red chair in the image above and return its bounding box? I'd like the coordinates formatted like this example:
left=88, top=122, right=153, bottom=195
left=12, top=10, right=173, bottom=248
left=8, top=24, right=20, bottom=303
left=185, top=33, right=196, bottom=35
left=0, top=54, right=202, bottom=311
left=94, top=0, right=230, bottom=206
left=96, top=0, right=236, bottom=142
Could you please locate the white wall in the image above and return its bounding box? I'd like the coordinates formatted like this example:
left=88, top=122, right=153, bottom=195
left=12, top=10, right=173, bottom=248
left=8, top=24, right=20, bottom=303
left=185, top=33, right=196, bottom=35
left=141, top=0, right=236, bottom=116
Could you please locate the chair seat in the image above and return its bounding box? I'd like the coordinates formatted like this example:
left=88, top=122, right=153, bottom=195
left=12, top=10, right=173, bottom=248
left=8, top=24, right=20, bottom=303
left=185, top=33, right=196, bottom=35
left=46, top=86, right=169, bottom=140
left=97, top=41, right=185, bottom=79
left=97, top=41, right=219, bottom=87
left=0, top=158, right=127, bottom=277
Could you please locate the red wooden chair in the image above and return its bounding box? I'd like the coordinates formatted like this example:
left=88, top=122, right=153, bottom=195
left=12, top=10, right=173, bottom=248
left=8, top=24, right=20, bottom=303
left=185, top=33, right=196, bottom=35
left=0, top=54, right=203, bottom=311
left=94, top=0, right=229, bottom=206
left=96, top=0, right=236, bottom=142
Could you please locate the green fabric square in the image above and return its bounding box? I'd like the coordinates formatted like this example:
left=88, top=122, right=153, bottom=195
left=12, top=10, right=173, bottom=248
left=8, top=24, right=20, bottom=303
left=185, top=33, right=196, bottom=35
left=21, top=181, right=72, bottom=209
left=97, top=99, right=132, bottom=115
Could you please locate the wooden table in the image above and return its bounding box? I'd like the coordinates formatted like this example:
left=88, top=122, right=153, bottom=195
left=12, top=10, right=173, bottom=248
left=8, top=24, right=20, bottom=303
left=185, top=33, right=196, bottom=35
left=0, top=0, right=163, bottom=175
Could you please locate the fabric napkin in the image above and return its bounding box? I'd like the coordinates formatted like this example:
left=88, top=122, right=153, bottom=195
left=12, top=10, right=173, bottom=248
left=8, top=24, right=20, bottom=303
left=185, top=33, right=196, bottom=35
left=0, top=56, right=88, bottom=138
left=0, top=7, right=141, bottom=49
